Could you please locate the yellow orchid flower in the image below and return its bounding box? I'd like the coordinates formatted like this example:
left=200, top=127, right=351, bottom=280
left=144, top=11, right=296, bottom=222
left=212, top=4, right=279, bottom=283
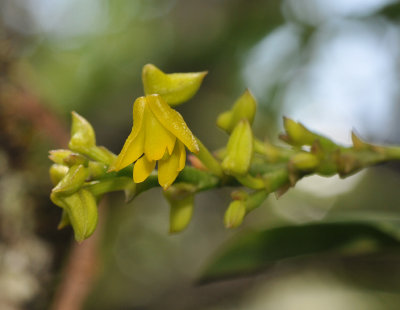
left=110, top=94, right=199, bottom=189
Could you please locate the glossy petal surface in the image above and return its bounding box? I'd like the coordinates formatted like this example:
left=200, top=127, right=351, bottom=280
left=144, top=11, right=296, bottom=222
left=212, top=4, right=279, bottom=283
left=147, top=94, right=199, bottom=153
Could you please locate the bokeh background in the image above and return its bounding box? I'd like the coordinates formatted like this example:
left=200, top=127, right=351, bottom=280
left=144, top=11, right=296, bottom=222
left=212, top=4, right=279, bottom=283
left=2, top=0, right=400, bottom=309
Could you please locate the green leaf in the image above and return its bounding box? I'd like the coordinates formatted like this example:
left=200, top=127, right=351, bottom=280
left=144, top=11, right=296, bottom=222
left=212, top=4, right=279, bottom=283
left=200, top=222, right=400, bottom=282
left=142, top=64, right=207, bottom=106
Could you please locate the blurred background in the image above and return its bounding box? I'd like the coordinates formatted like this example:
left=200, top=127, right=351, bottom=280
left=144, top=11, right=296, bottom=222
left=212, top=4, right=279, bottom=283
left=2, top=0, right=400, bottom=309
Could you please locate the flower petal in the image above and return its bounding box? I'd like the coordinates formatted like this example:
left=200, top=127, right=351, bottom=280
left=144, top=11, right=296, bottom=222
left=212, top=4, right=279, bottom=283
left=111, top=127, right=145, bottom=171
left=142, top=64, right=207, bottom=106
left=133, top=156, right=156, bottom=183
left=147, top=94, right=199, bottom=154
left=110, top=97, right=146, bottom=171
left=144, top=102, right=176, bottom=161
left=177, top=140, right=186, bottom=171
left=158, top=147, right=182, bottom=189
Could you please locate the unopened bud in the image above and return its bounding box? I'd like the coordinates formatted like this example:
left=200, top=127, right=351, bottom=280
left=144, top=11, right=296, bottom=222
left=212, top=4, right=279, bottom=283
left=224, top=200, right=246, bottom=229
left=68, top=111, right=96, bottom=154
left=222, top=119, right=253, bottom=175
left=290, top=152, right=319, bottom=171
left=164, top=184, right=196, bottom=233
left=217, top=89, right=257, bottom=133
left=49, top=164, right=69, bottom=186
left=282, top=117, right=316, bottom=146
left=52, top=164, right=88, bottom=196
left=55, top=189, right=98, bottom=242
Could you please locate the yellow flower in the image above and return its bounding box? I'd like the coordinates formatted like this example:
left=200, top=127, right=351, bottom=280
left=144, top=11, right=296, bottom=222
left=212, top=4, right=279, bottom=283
left=110, top=94, right=199, bottom=189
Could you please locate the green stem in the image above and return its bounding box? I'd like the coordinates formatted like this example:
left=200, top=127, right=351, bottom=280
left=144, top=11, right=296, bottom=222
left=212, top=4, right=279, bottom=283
left=194, top=137, right=224, bottom=178
left=245, top=190, right=269, bottom=212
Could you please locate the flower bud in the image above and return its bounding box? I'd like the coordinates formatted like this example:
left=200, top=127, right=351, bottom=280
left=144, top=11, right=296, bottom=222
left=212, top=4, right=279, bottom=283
left=281, top=117, right=316, bottom=146
left=222, top=119, right=253, bottom=175
left=52, top=164, right=89, bottom=196
left=290, top=152, right=319, bottom=171
left=49, top=164, right=69, bottom=186
left=224, top=200, right=246, bottom=229
left=49, top=149, right=73, bottom=164
left=164, top=184, right=195, bottom=233
left=55, top=189, right=98, bottom=242
left=142, top=64, right=207, bottom=106
left=217, top=89, right=257, bottom=133
left=68, top=111, right=96, bottom=154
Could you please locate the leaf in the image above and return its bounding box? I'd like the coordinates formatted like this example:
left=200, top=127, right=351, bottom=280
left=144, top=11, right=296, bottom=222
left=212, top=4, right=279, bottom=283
left=199, top=222, right=400, bottom=282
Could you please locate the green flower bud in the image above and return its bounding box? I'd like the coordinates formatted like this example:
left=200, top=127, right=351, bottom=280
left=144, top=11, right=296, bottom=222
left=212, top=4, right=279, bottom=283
left=52, top=164, right=89, bottom=196
left=217, top=89, right=257, bottom=133
left=49, top=164, right=69, bottom=186
left=281, top=117, right=317, bottom=147
left=290, top=152, right=319, bottom=171
left=281, top=117, right=337, bottom=151
left=49, top=149, right=73, bottom=164
left=142, top=64, right=207, bottom=106
left=88, top=161, right=107, bottom=179
left=222, top=119, right=253, bottom=175
left=69, top=112, right=96, bottom=154
left=168, top=195, right=194, bottom=233
left=55, top=189, right=98, bottom=242
left=224, top=200, right=246, bottom=229
left=49, top=149, right=88, bottom=167
left=164, top=184, right=196, bottom=233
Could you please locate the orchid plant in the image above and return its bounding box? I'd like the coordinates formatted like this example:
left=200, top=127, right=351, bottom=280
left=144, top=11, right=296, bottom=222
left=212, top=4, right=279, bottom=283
left=49, top=64, right=400, bottom=242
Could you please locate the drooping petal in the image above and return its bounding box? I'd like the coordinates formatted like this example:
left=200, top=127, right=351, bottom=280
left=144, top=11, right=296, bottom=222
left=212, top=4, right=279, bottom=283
left=111, top=127, right=145, bottom=171
left=177, top=140, right=186, bottom=171
left=158, top=146, right=181, bottom=189
left=110, top=97, right=146, bottom=171
left=133, top=156, right=156, bottom=183
left=147, top=94, right=199, bottom=154
left=144, top=101, right=176, bottom=161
